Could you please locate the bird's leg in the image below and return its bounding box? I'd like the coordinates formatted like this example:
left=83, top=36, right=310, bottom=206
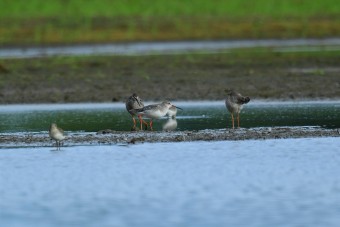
left=237, top=113, right=240, bottom=128
left=132, top=117, right=137, bottom=130
left=227, top=115, right=229, bottom=129
left=138, top=115, right=143, bottom=130
left=231, top=113, right=235, bottom=129
left=142, top=119, right=148, bottom=130
left=150, top=120, right=153, bottom=131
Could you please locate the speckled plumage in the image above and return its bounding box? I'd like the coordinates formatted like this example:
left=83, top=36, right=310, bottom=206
left=125, top=93, right=148, bottom=130
left=225, top=90, right=250, bottom=129
left=136, top=101, right=174, bottom=130
left=125, top=93, right=144, bottom=115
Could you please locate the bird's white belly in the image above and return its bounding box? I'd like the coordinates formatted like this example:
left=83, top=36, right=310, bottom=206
left=145, top=109, right=166, bottom=119
left=53, top=132, right=65, bottom=141
left=167, top=108, right=177, bottom=118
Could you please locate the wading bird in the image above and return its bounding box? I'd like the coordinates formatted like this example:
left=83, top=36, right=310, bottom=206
left=125, top=93, right=148, bottom=130
left=225, top=90, right=250, bottom=129
left=166, top=105, right=182, bottom=118
left=49, top=123, right=65, bottom=150
left=135, top=101, right=182, bottom=130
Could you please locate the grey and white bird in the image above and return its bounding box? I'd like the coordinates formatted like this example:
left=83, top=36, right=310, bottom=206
left=49, top=123, right=65, bottom=150
left=135, top=101, right=182, bottom=130
left=125, top=93, right=148, bottom=130
left=166, top=104, right=183, bottom=118
left=225, top=90, right=250, bottom=129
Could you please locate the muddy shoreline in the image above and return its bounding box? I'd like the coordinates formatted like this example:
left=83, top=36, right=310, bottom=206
left=1, top=127, right=339, bottom=148
left=1, top=52, right=340, bottom=103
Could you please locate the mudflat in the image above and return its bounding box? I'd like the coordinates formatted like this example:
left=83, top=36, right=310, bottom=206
left=0, top=51, right=339, bottom=103
left=1, top=127, right=339, bottom=147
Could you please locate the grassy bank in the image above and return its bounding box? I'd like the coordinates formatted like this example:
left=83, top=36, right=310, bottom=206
left=0, top=49, right=339, bottom=103
left=1, top=0, right=340, bottom=45
left=2, top=0, right=340, bottom=18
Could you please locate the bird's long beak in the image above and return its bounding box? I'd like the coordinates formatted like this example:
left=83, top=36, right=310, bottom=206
left=173, top=105, right=183, bottom=110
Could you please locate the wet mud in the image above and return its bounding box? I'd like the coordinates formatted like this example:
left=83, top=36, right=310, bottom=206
left=1, top=127, right=339, bottom=148
left=1, top=53, right=340, bottom=103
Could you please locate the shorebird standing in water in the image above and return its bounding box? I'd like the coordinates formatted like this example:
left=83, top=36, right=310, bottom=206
left=125, top=93, right=148, bottom=130
left=225, top=90, right=250, bottom=129
left=135, top=101, right=182, bottom=130
left=49, top=123, right=65, bottom=150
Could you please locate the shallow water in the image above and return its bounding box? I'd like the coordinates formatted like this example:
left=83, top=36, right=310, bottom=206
left=0, top=101, right=339, bottom=133
left=1, top=38, right=340, bottom=59
left=1, top=138, right=340, bottom=227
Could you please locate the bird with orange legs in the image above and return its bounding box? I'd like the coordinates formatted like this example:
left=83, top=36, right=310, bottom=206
left=225, top=90, right=250, bottom=129
left=125, top=93, right=148, bottom=130
left=135, top=101, right=182, bottom=131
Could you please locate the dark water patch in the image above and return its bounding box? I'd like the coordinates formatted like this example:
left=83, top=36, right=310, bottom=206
left=0, top=101, right=339, bottom=134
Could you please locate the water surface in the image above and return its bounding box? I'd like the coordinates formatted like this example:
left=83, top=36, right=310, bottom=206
left=1, top=138, right=340, bottom=227
left=1, top=38, right=340, bottom=59
left=0, top=101, right=339, bottom=133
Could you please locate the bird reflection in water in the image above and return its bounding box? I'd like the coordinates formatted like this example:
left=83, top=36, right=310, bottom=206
left=163, top=104, right=182, bottom=131
left=162, top=118, right=178, bottom=131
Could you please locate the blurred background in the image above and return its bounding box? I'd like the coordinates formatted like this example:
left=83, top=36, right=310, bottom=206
left=0, top=0, right=339, bottom=45
left=0, top=0, right=339, bottom=103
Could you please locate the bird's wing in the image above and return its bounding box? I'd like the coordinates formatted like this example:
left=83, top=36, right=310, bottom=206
left=128, top=108, right=140, bottom=115
left=57, top=127, right=64, bottom=134
left=141, top=104, right=160, bottom=111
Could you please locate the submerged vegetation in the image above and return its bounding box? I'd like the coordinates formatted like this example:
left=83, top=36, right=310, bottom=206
left=0, top=0, right=340, bottom=45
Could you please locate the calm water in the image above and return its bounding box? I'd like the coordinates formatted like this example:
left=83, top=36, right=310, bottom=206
left=1, top=38, right=340, bottom=59
left=1, top=101, right=340, bottom=226
left=0, top=101, right=339, bottom=133
left=1, top=138, right=340, bottom=227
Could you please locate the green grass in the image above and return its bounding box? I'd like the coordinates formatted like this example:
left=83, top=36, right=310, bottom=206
left=1, top=0, right=340, bottom=18
left=2, top=48, right=340, bottom=72
left=0, top=0, right=340, bottom=45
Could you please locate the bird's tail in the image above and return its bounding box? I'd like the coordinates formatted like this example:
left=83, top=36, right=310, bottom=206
left=241, top=96, right=250, bottom=104
left=132, top=107, right=145, bottom=114
left=128, top=107, right=144, bottom=115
